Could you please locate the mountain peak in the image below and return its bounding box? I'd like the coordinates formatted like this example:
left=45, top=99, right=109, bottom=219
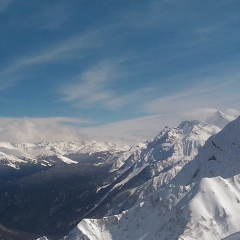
left=205, top=110, right=236, bottom=128
left=178, top=120, right=200, bottom=132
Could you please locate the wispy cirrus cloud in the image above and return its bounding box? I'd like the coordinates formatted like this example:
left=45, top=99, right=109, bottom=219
left=60, top=59, right=162, bottom=110
left=104, top=86, right=159, bottom=110
left=1, top=30, right=102, bottom=74
left=0, top=27, right=104, bottom=91
left=79, top=114, right=169, bottom=144
left=61, top=61, right=117, bottom=106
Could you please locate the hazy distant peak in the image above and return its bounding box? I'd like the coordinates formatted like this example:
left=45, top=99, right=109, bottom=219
left=205, top=110, right=236, bottom=128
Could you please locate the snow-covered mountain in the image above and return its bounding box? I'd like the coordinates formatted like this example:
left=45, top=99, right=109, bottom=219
left=4, top=119, right=218, bottom=240
left=123, top=120, right=220, bottom=177
left=63, top=116, right=240, bottom=240
left=89, top=120, right=220, bottom=217
left=0, top=110, right=232, bottom=171
left=0, top=140, right=130, bottom=170
left=0, top=140, right=132, bottom=240
left=0, top=110, right=237, bottom=240
left=205, top=110, right=236, bottom=128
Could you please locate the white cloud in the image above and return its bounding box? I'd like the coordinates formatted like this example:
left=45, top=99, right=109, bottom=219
left=79, top=109, right=224, bottom=145
left=184, top=108, right=219, bottom=122
left=0, top=107, right=238, bottom=145
left=0, top=117, right=89, bottom=143
left=79, top=105, right=240, bottom=145
left=184, top=107, right=240, bottom=123
left=225, top=108, right=240, bottom=117
left=79, top=114, right=182, bottom=145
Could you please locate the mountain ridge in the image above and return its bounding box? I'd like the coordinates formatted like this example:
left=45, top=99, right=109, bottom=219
left=62, top=116, right=240, bottom=240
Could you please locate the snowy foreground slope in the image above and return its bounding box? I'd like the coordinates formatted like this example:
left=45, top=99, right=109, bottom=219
left=63, top=116, right=240, bottom=240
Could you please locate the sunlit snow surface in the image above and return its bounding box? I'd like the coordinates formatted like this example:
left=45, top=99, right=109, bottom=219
left=63, top=117, right=240, bottom=240
left=0, top=141, right=130, bottom=169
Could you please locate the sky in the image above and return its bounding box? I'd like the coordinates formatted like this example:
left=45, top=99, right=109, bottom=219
left=0, top=0, right=240, bottom=144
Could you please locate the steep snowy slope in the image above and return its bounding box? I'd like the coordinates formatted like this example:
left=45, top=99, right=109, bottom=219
left=64, top=116, right=240, bottom=240
left=90, top=120, right=220, bottom=217
left=125, top=120, right=220, bottom=179
left=194, top=116, right=240, bottom=179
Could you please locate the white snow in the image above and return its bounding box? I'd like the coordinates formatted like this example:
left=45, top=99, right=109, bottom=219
left=0, top=140, right=130, bottom=169
left=56, top=154, right=78, bottom=164
left=63, top=116, right=240, bottom=240
left=205, top=110, right=236, bottom=129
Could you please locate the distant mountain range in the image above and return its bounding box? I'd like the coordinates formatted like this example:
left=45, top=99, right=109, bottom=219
left=0, top=110, right=239, bottom=240
left=0, top=140, right=130, bottom=169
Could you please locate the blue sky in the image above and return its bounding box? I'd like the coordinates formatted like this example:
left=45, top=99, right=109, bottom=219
left=0, top=0, right=240, bottom=143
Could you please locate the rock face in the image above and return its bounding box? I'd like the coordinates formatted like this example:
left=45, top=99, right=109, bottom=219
left=64, top=117, right=240, bottom=240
